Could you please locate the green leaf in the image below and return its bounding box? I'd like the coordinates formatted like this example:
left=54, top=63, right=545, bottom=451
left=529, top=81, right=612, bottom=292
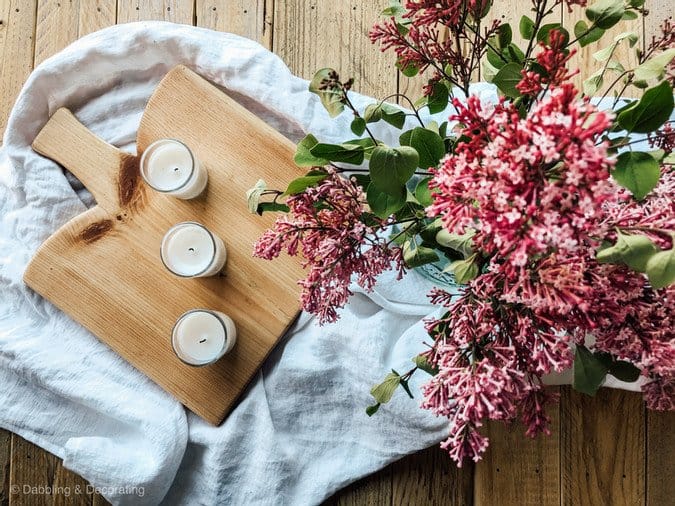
left=399, top=378, right=414, bottom=399
left=583, top=70, right=604, bottom=96
left=573, top=345, right=609, bottom=396
left=364, top=102, right=407, bottom=129
left=366, top=403, right=381, bottom=416
left=596, top=231, right=657, bottom=272
left=364, top=103, right=383, bottom=123
left=537, top=23, right=568, bottom=45
left=414, top=177, right=434, bottom=207
left=369, top=146, right=419, bottom=195
left=487, top=47, right=507, bottom=69
left=256, top=202, right=290, bottom=215
left=447, top=255, right=479, bottom=284
left=574, top=20, right=605, bottom=47
left=622, top=10, right=638, bottom=20
left=294, top=134, right=329, bottom=167
left=633, top=48, right=675, bottom=82
left=308, top=68, right=344, bottom=118
left=381, top=1, right=405, bottom=17
left=351, top=117, right=366, bottom=136
left=628, top=0, right=644, bottom=7
left=246, top=179, right=267, bottom=214
left=436, top=229, right=475, bottom=257
left=617, top=81, right=675, bottom=133
left=370, top=372, right=401, bottom=404
left=609, top=361, right=641, bottom=382
left=646, top=249, right=675, bottom=289
left=310, top=142, right=365, bottom=165
left=611, top=151, right=661, bottom=200
left=413, top=354, right=439, bottom=376
left=519, top=15, right=535, bottom=40
left=283, top=174, right=329, bottom=196
left=492, top=62, right=524, bottom=98
left=586, top=0, right=625, bottom=30
left=367, top=183, right=407, bottom=219
left=403, top=240, right=440, bottom=268
left=506, top=43, right=526, bottom=64
left=498, top=23, right=513, bottom=48
left=593, top=44, right=616, bottom=62
left=397, top=59, right=420, bottom=77
left=399, top=127, right=445, bottom=169
left=427, top=81, right=449, bottom=114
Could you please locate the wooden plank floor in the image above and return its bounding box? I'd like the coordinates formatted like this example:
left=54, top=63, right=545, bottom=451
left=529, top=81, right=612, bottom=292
left=0, top=1, right=673, bottom=504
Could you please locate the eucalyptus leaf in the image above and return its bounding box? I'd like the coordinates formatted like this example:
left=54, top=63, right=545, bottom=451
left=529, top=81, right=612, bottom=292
left=369, top=146, right=419, bottom=195
left=573, top=345, right=609, bottom=396
left=617, top=81, right=674, bottom=133
left=308, top=68, right=344, bottom=118
left=645, top=249, right=675, bottom=289
left=611, top=151, right=661, bottom=200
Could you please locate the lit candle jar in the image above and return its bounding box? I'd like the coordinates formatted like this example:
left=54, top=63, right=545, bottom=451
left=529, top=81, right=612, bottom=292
left=160, top=222, right=227, bottom=277
left=172, top=309, right=237, bottom=366
left=140, top=139, right=208, bottom=199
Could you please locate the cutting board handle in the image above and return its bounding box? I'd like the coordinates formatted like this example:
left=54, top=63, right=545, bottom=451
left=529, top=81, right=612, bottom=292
left=32, top=108, right=137, bottom=211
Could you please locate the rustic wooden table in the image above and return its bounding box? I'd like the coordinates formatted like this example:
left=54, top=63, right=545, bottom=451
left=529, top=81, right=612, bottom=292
left=0, top=1, right=673, bottom=505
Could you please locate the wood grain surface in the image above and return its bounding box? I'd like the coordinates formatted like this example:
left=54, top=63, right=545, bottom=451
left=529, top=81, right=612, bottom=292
left=25, top=66, right=305, bottom=426
left=0, top=1, right=673, bottom=505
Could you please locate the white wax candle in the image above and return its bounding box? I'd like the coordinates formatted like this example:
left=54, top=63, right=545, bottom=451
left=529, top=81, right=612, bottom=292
left=172, top=310, right=237, bottom=366
left=140, top=139, right=208, bottom=199
left=160, top=222, right=227, bottom=277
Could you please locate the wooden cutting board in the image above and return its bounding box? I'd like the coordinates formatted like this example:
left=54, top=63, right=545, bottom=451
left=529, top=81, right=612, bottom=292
left=24, top=65, right=305, bottom=425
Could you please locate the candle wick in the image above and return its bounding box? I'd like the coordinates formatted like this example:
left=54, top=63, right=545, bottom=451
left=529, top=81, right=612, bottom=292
left=199, top=338, right=207, bottom=343
left=173, top=167, right=179, bottom=172
left=188, top=247, right=195, bottom=252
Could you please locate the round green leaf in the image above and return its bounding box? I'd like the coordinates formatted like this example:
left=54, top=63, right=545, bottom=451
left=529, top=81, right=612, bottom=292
left=519, top=15, right=535, bottom=40
left=492, top=62, right=524, bottom=98
left=586, top=0, right=625, bottom=30
left=646, top=249, right=675, bottom=289
left=369, top=146, right=419, bottom=195
left=596, top=231, right=657, bottom=272
left=611, top=151, right=661, bottom=200
left=573, top=345, right=609, bottom=396
left=617, top=81, right=675, bottom=134
left=366, top=183, right=407, bottom=219
left=308, top=68, right=344, bottom=118
left=399, top=128, right=445, bottom=169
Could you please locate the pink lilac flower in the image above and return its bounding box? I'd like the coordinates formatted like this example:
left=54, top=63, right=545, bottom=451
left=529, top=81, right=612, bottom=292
left=254, top=171, right=403, bottom=324
left=429, top=84, right=617, bottom=267
left=517, top=30, right=578, bottom=95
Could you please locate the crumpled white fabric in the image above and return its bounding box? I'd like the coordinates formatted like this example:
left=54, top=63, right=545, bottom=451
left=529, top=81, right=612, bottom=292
left=0, top=21, right=638, bottom=506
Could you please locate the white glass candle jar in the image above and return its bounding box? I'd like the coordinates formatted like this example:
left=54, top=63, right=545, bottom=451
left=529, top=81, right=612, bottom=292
left=140, top=139, right=208, bottom=199
left=172, top=309, right=237, bottom=366
left=160, top=222, right=227, bottom=277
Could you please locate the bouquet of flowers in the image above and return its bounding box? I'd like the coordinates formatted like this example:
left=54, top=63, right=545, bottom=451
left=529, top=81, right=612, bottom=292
left=248, top=0, right=674, bottom=465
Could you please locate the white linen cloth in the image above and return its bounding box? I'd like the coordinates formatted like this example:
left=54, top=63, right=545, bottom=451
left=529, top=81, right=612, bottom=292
left=0, top=21, right=638, bottom=506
